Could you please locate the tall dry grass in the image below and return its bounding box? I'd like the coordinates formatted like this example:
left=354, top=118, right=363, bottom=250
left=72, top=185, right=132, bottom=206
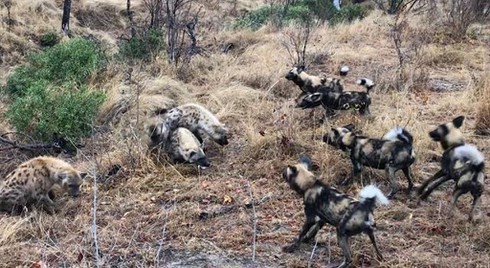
left=0, top=0, right=489, bottom=267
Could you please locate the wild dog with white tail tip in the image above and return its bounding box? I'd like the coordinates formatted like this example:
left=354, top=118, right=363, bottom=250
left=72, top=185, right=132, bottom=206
left=282, top=156, right=389, bottom=268
left=418, top=116, right=485, bottom=221
left=324, top=125, right=415, bottom=198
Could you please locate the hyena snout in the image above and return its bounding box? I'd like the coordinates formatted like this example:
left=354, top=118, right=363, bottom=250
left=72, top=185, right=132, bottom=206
left=197, top=157, right=211, bottom=169
left=216, top=136, right=229, bottom=146
left=68, top=185, right=81, bottom=197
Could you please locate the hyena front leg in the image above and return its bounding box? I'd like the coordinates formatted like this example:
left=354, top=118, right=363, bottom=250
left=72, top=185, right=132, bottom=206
left=36, top=194, right=56, bottom=215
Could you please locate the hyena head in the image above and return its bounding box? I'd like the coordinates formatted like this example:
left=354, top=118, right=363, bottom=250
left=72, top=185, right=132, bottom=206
left=57, top=170, right=87, bottom=197
left=177, top=128, right=210, bottom=169
left=295, top=92, right=323, bottom=109
left=282, top=156, right=316, bottom=196
left=211, top=125, right=229, bottom=146
left=285, top=65, right=305, bottom=81
left=323, top=124, right=356, bottom=150
left=429, top=116, right=465, bottom=150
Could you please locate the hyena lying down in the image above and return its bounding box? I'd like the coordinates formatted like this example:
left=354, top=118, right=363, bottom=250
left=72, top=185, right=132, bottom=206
left=0, top=156, right=86, bottom=215
left=418, top=116, right=485, bottom=221
left=324, top=124, right=415, bottom=198
left=282, top=156, right=389, bottom=268
left=296, top=79, right=374, bottom=116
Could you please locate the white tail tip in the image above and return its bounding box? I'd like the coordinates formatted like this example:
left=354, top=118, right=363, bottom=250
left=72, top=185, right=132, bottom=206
left=359, top=185, right=389, bottom=205
left=454, top=144, right=485, bottom=165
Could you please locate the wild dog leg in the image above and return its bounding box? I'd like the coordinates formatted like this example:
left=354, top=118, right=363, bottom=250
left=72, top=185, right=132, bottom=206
left=402, top=167, right=414, bottom=192
left=418, top=170, right=450, bottom=200
left=367, top=229, right=383, bottom=261
left=386, top=166, right=399, bottom=198
left=347, top=156, right=362, bottom=186
left=283, top=216, right=318, bottom=252
left=337, top=230, right=352, bottom=268
left=469, top=187, right=483, bottom=222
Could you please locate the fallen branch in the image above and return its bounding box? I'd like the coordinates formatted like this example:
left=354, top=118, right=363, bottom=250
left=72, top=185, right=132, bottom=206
left=308, top=237, right=319, bottom=268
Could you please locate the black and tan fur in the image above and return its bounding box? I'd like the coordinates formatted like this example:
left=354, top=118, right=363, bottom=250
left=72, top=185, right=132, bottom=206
left=324, top=125, right=415, bottom=198
left=418, top=116, right=485, bottom=221
left=285, top=66, right=328, bottom=93
left=0, top=156, right=86, bottom=215
left=296, top=85, right=372, bottom=115
left=282, top=156, right=389, bottom=268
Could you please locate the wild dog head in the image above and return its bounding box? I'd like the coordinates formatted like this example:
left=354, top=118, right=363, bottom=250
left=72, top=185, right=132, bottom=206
left=285, top=66, right=305, bottom=81
left=323, top=124, right=356, bottom=151
left=282, top=156, right=316, bottom=196
left=429, top=116, right=465, bottom=150
left=57, top=170, right=87, bottom=197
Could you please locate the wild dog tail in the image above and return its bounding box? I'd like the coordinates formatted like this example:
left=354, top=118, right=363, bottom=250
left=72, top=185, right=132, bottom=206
left=383, top=127, right=414, bottom=145
left=359, top=185, right=390, bottom=206
left=454, top=144, right=485, bottom=172
left=356, top=78, right=375, bottom=92
left=339, top=65, right=350, bottom=76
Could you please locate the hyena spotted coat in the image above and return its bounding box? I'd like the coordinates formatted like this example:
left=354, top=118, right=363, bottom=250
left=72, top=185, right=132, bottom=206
left=160, top=103, right=229, bottom=146
left=0, top=156, right=86, bottom=215
left=165, top=127, right=210, bottom=169
left=282, top=156, right=389, bottom=268
left=324, top=125, right=415, bottom=198
left=418, top=116, right=485, bottom=221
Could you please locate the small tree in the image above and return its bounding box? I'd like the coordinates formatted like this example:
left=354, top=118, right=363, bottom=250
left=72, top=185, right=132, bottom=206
left=61, top=0, right=72, bottom=35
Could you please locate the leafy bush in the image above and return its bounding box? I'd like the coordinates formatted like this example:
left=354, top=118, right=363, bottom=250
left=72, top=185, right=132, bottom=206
left=40, top=30, right=60, bottom=47
left=7, top=84, right=105, bottom=142
left=3, top=37, right=106, bottom=144
left=118, top=28, right=165, bottom=61
left=5, top=37, right=104, bottom=96
left=234, top=0, right=368, bottom=29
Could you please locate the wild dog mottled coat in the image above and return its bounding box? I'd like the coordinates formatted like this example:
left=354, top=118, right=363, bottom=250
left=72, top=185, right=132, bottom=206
left=285, top=66, right=328, bottom=93
left=418, top=116, right=485, bottom=221
left=282, top=156, right=389, bottom=268
left=296, top=83, right=372, bottom=115
left=160, top=103, right=229, bottom=146
left=324, top=125, right=415, bottom=198
left=0, top=156, right=86, bottom=214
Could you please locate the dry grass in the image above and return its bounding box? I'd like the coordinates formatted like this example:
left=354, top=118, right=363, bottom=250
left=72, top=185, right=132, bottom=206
left=1, top=1, right=490, bottom=267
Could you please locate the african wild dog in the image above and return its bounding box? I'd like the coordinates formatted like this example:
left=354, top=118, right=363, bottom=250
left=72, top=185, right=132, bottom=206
left=285, top=66, right=329, bottom=93
left=324, top=125, right=415, bottom=198
left=282, top=156, right=389, bottom=268
left=357, top=78, right=375, bottom=91
left=296, top=86, right=372, bottom=116
left=157, top=103, right=229, bottom=146
left=418, top=116, right=485, bottom=221
left=0, top=156, right=86, bottom=215
left=339, top=65, right=350, bottom=76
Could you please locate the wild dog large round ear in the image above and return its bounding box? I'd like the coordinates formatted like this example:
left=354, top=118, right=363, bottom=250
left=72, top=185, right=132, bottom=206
left=343, top=124, right=355, bottom=132
left=453, top=116, right=465, bottom=128
left=80, top=172, right=88, bottom=179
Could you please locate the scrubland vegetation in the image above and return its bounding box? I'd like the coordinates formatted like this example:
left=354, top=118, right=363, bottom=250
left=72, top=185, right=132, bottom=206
left=0, top=0, right=489, bottom=267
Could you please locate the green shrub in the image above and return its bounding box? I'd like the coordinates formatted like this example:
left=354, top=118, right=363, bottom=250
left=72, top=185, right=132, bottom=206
left=40, top=30, right=60, bottom=47
left=6, top=84, right=105, bottom=142
left=5, top=37, right=104, bottom=97
left=118, top=28, right=165, bottom=61
left=3, top=37, right=106, bottom=144
left=234, top=1, right=369, bottom=29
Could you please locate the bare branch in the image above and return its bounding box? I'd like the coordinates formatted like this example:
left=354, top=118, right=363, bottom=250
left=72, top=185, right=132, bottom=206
left=247, top=180, right=257, bottom=263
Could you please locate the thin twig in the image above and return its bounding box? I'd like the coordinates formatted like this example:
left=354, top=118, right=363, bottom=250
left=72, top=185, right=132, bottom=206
left=308, top=237, right=319, bottom=268
left=247, top=180, right=257, bottom=263
left=156, top=208, right=170, bottom=267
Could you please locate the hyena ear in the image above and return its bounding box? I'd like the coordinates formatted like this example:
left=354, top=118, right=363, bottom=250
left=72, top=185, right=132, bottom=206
left=343, top=124, right=355, bottom=132
left=80, top=172, right=88, bottom=179
left=452, top=116, right=465, bottom=128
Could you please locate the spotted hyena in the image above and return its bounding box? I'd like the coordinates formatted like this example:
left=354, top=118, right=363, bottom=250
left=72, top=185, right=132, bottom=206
left=0, top=156, right=86, bottom=215
left=158, top=103, right=229, bottom=146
